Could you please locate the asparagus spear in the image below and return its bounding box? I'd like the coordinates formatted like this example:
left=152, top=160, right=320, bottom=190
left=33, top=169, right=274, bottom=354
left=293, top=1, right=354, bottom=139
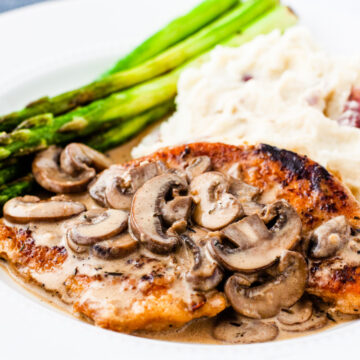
left=0, top=175, right=34, bottom=208
left=86, top=100, right=175, bottom=152
left=100, top=0, right=239, bottom=77
left=0, top=0, right=277, bottom=132
left=0, top=0, right=238, bottom=132
left=0, top=4, right=296, bottom=161
left=0, top=163, right=29, bottom=186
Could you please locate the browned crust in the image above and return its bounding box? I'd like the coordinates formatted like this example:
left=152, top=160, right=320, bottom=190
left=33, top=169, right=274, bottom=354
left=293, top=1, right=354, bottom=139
left=0, top=224, right=67, bottom=274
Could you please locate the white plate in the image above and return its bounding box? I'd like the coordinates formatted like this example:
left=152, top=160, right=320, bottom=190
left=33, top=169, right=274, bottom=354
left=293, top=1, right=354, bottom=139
left=0, top=0, right=360, bottom=359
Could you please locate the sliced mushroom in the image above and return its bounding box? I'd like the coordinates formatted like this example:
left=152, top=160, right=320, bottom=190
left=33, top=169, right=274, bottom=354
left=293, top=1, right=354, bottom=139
left=229, top=178, right=260, bottom=203
left=161, top=196, right=192, bottom=225
left=105, top=176, right=133, bottom=210
left=309, top=216, right=350, bottom=258
left=221, top=214, right=270, bottom=251
left=190, top=172, right=242, bottom=230
left=33, top=143, right=111, bottom=194
left=60, top=143, right=112, bottom=176
left=33, top=146, right=96, bottom=193
left=185, top=156, right=211, bottom=181
left=277, top=298, right=313, bottom=325
left=92, top=232, right=138, bottom=259
left=88, top=166, right=125, bottom=206
left=3, top=196, right=85, bottom=223
left=227, top=166, right=262, bottom=215
left=68, top=209, right=128, bottom=245
left=130, top=173, right=188, bottom=253
left=129, top=162, right=159, bottom=192
left=67, top=235, right=88, bottom=254
left=279, top=311, right=327, bottom=332
left=241, top=201, right=265, bottom=217
left=225, top=251, right=307, bottom=319
left=89, top=162, right=159, bottom=209
left=213, top=311, right=279, bottom=344
left=182, top=228, right=223, bottom=291
left=210, top=200, right=302, bottom=272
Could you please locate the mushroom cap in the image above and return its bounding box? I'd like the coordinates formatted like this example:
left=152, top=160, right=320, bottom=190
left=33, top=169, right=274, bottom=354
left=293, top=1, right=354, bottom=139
left=213, top=311, right=279, bottom=344
left=210, top=200, right=302, bottom=272
left=229, top=178, right=260, bottom=203
left=279, top=311, right=327, bottom=332
left=92, top=232, right=138, bottom=259
left=3, top=196, right=85, bottom=223
left=182, top=228, right=223, bottom=291
left=277, top=298, right=313, bottom=325
left=68, top=209, right=128, bottom=245
left=88, top=166, right=125, bottom=206
left=105, top=177, right=133, bottom=210
left=309, top=215, right=350, bottom=258
left=129, top=173, right=188, bottom=254
left=221, top=214, right=270, bottom=251
left=225, top=251, right=308, bottom=319
left=185, top=156, right=212, bottom=181
left=89, top=162, right=159, bottom=209
left=128, top=162, right=159, bottom=192
left=33, top=146, right=96, bottom=193
left=60, top=143, right=112, bottom=176
left=190, top=171, right=242, bottom=230
left=161, top=196, right=192, bottom=225
left=67, top=234, right=88, bottom=254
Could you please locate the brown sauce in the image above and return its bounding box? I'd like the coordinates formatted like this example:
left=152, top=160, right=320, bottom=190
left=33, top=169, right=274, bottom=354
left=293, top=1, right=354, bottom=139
left=1, top=256, right=355, bottom=345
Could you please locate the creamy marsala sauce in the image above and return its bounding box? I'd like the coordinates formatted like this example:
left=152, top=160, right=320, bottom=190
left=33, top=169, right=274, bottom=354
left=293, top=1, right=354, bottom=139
left=0, top=132, right=359, bottom=345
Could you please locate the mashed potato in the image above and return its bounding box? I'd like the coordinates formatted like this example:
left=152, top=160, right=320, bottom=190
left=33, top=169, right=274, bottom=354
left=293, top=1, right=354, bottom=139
left=133, top=27, right=360, bottom=198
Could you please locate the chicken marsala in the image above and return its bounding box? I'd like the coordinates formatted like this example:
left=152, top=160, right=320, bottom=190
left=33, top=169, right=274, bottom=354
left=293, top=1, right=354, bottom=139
left=1, top=142, right=360, bottom=344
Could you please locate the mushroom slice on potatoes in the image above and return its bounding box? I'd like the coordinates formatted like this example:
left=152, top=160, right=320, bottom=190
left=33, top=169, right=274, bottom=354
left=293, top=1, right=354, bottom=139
left=68, top=209, right=128, bottom=246
left=277, top=298, right=313, bottom=325
left=130, top=173, right=188, bottom=254
left=33, top=144, right=111, bottom=193
left=209, top=200, right=302, bottom=272
left=309, top=215, right=350, bottom=258
left=185, top=156, right=212, bottom=181
left=225, top=251, right=307, bottom=319
left=213, top=311, right=279, bottom=344
left=92, top=232, right=138, bottom=260
left=190, top=172, right=243, bottom=230
left=182, top=229, right=223, bottom=291
left=3, top=196, right=85, bottom=223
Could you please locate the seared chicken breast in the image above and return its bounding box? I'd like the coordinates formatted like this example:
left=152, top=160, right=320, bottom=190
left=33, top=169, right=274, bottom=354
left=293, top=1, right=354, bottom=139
left=1, top=142, right=360, bottom=335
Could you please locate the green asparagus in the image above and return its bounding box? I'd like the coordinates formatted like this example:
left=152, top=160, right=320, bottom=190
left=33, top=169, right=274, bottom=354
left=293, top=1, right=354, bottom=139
left=0, top=175, right=34, bottom=208
left=0, top=163, right=29, bottom=186
left=0, top=0, right=277, bottom=132
left=86, top=100, right=175, bottom=151
left=0, top=4, right=296, bottom=161
left=0, top=0, right=238, bottom=132
left=100, top=0, right=239, bottom=77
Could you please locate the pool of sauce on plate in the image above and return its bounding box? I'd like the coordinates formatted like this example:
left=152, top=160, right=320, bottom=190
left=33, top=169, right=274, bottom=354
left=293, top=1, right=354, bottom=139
left=0, top=129, right=358, bottom=344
